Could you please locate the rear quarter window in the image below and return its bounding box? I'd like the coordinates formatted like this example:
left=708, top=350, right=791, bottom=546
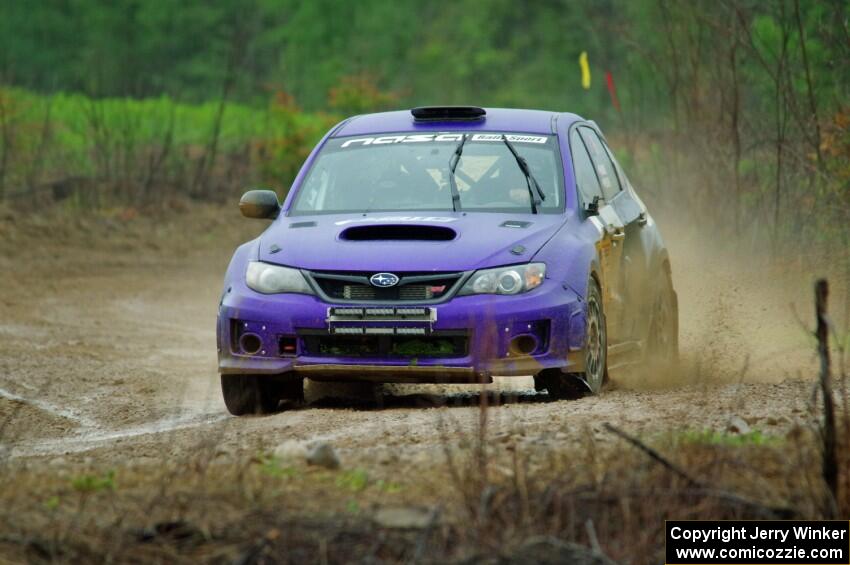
left=578, top=127, right=622, bottom=201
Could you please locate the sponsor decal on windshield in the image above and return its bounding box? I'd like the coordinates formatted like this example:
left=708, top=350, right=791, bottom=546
left=340, top=133, right=548, bottom=148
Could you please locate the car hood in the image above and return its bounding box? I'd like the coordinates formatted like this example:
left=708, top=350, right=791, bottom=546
left=257, top=213, right=565, bottom=272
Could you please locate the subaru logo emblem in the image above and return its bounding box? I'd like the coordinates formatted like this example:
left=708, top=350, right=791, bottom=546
left=370, top=273, right=399, bottom=287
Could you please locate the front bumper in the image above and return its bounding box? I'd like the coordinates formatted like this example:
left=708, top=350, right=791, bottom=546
left=217, top=278, right=587, bottom=382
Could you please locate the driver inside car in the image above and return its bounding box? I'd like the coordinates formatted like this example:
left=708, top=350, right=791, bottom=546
left=467, top=156, right=531, bottom=208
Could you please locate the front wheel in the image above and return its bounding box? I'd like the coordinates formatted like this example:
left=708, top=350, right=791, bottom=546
left=537, top=278, right=607, bottom=399
left=221, top=374, right=303, bottom=415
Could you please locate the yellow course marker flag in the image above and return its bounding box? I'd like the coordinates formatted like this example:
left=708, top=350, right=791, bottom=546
left=579, top=51, right=591, bottom=90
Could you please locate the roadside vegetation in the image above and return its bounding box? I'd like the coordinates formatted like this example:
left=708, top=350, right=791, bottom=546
left=1, top=1, right=847, bottom=264
left=0, top=87, right=335, bottom=210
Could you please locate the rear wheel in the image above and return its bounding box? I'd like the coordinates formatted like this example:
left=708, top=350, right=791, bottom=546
left=220, top=374, right=303, bottom=415
left=537, top=278, right=607, bottom=399
left=645, top=268, right=679, bottom=375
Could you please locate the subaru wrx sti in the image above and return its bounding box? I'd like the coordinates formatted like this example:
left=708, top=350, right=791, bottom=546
left=218, top=106, right=678, bottom=415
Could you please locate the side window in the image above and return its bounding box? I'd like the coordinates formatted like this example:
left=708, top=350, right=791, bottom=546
left=602, top=141, right=631, bottom=193
left=569, top=129, right=603, bottom=207
left=578, top=127, right=621, bottom=201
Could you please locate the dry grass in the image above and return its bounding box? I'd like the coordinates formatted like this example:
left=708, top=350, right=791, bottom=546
left=0, top=404, right=847, bottom=564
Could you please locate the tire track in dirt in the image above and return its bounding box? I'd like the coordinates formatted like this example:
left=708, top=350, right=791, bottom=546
left=5, top=411, right=228, bottom=458
left=0, top=387, right=98, bottom=429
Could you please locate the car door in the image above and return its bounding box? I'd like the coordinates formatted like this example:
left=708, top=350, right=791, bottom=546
left=570, top=127, right=627, bottom=345
left=579, top=126, right=649, bottom=342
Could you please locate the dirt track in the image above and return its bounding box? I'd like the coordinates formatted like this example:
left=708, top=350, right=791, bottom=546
left=0, top=205, right=839, bottom=471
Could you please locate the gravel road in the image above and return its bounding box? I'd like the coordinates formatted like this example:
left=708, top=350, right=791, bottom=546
left=0, top=207, right=836, bottom=471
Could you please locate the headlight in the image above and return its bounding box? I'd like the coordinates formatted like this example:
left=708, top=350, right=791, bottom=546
left=458, top=263, right=546, bottom=296
left=245, top=262, right=313, bottom=294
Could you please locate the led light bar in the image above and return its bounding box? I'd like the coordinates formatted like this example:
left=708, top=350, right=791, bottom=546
left=364, top=308, right=395, bottom=316
left=395, top=307, right=427, bottom=316
left=395, top=327, right=427, bottom=335
left=331, top=326, right=429, bottom=336
left=329, top=307, right=364, bottom=317
left=327, top=307, right=436, bottom=321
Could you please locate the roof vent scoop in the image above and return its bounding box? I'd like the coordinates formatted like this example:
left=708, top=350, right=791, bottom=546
left=340, top=224, right=457, bottom=241
left=411, top=106, right=486, bottom=122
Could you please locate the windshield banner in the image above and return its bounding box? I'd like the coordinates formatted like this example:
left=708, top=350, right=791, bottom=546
left=340, top=133, right=548, bottom=148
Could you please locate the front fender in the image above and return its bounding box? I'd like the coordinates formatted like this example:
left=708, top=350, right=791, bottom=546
left=221, top=238, right=261, bottom=302
left=532, top=214, right=601, bottom=300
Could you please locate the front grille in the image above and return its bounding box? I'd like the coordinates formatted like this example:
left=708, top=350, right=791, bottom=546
left=344, top=285, right=378, bottom=300
left=310, top=271, right=463, bottom=302
left=299, top=331, right=468, bottom=358
left=399, top=286, right=433, bottom=300
left=342, top=284, right=438, bottom=301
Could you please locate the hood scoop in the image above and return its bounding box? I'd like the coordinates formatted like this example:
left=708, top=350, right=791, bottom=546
left=340, top=224, right=457, bottom=242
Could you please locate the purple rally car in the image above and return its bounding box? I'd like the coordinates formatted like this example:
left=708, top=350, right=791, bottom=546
left=217, top=106, right=678, bottom=415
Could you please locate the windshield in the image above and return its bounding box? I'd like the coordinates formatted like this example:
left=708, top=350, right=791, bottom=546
left=289, top=132, right=564, bottom=215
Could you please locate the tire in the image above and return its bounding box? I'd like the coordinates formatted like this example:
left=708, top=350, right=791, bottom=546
left=644, top=268, right=679, bottom=375
left=221, top=374, right=303, bottom=416
left=537, top=277, right=607, bottom=399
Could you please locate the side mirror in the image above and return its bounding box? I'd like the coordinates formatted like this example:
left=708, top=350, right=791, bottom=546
left=584, top=195, right=601, bottom=216
left=239, top=190, right=280, bottom=219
